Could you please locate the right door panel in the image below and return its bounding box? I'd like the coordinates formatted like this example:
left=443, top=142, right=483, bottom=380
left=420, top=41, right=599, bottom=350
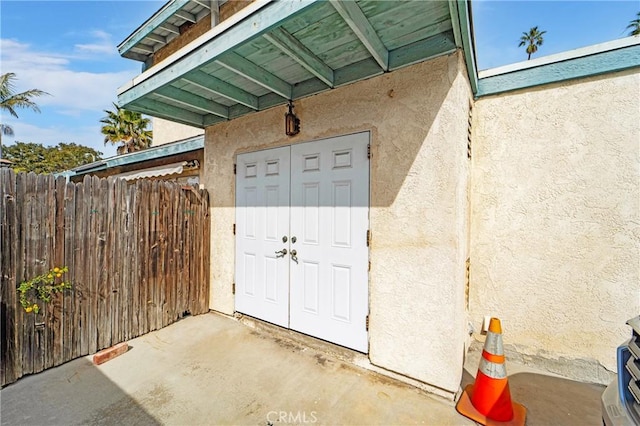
left=289, top=133, right=370, bottom=352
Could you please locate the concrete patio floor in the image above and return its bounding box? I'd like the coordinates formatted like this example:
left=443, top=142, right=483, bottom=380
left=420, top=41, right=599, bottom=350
left=0, top=312, right=604, bottom=425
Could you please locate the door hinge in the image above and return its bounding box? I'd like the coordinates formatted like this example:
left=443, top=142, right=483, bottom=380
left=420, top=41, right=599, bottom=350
left=366, top=230, right=371, bottom=247
left=368, top=261, right=371, bottom=271
left=233, top=223, right=236, bottom=235
left=234, top=163, right=237, bottom=174
left=232, top=282, right=236, bottom=295
left=366, top=315, right=370, bottom=331
left=367, top=144, right=371, bottom=159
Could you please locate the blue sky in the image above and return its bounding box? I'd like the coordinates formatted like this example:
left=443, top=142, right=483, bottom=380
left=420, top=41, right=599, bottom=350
left=1, top=0, right=638, bottom=159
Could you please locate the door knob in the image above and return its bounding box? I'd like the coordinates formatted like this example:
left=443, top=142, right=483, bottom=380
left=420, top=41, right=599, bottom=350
left=275, top=248, right=288, bottom=258
left=290, top=249, right=298, bottom=264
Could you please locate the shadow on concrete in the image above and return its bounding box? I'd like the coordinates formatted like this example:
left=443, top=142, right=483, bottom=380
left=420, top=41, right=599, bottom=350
left=0, top=356, right=160, bottom=425
left=509, top=373, right=604, bottom=426
left=462, top=366, right=605, bottom=426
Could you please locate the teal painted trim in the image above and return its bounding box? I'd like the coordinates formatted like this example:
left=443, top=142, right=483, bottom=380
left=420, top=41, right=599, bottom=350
left=129, top=100, right=205, bottom=128
left=292, top=77, right=328, bottom=99
left=136, top=98, right=205, bottom=127
left=71, top=164, right=108, bottom=174
left=118, top=0, right=318, bottom=107
left=334, top=57, right=383, bottom=86
left=118, top=0, right=191, bottom=56
left=215, top=52, right=292, bottom=99
left=477, top=44, right=640, bottom=97
left=448, top=0, right=462, bottom=48
left=388, top=31, right=456, bottom=70
left=329, top=0, right=388, bottom=71
left=105, top=136, right=204, bottom=168
left=203, top=115, right=227, bottom=127
left=456, top=0, right=478, bottom=94
left=182, top=70, right=259, bottom=110
left=155, top=86, right=229, bottom=118
left=264, top=27, right=334, bottom=87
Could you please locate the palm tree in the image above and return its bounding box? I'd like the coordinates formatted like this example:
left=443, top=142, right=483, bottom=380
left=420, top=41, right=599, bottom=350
left=627, top=12, right=640, bottom=36
left=100, top=103, right=152, bottom=155
left=0, top=72, right=49, bottom=159
left=518, top=26, right=546, bottom=60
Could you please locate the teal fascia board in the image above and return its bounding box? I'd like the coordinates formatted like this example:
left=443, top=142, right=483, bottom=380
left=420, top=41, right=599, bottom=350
left=67, top=136, right=204, bottom=178
left=118, top=0, right=191, bottom=56
left=477, top=44, right=640, bottom=97
left=456, top=0, right=478, bottom=95
left=105, top=136, right=204, bottom=168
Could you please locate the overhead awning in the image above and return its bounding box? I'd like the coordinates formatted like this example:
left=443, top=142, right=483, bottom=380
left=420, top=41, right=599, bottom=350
left=113, top=161, right=188, bottom=181
left=118, top=0, right=229, bottom=64
left=117, top=0, right=478, bottom=129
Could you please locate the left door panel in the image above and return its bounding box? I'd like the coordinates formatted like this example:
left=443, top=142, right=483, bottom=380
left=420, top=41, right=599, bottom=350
left=235, top=147, right=291, bottom=327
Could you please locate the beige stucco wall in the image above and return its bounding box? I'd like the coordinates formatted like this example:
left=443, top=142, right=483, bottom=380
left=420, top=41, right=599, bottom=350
left=202, top=53, right=472, bottom=394
left=471, top=69, right=640, bottom=383
left=152, top=118, right=204, bottom=146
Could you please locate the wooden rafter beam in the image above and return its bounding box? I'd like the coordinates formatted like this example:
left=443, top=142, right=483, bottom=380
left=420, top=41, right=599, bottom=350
left=182, top=71, right=259, bottom=110
left=160, top=22, right=181, bottom=35
left=175, top=10, right=197, bottom=23
left=263, top=27, right=334, bottom=87
left=132, top=44, right=155, bottom=54
left=215, top=52, right=292, bottom=99
left=132, top=99, right=204, bottom=128
left=145, top=33, right=167, bottom=44
left=155, top=86, right=229, bottom=118
left=329, top=0, right=388, bottom=71
left=191, top=0, right=210, bottom=9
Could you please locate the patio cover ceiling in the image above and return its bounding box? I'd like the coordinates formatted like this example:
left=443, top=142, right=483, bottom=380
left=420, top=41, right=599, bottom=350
left=117, top=0, right=477, bottom=129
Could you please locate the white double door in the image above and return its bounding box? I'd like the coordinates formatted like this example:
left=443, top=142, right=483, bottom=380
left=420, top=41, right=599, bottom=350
left=235, top=133, right=369, bottom=352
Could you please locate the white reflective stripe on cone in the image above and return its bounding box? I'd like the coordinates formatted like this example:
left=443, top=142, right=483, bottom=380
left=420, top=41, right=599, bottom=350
left=478, top=357, right=508, bottom=379
left=484, top=330, right=504, bottom=356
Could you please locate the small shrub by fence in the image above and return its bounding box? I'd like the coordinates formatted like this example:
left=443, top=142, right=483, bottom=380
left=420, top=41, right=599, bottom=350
left=0, top=169, right=210, bottom=387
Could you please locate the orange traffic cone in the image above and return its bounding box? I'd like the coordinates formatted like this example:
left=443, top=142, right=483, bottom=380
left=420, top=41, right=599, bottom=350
left=456, top=317, right=526, bottom=426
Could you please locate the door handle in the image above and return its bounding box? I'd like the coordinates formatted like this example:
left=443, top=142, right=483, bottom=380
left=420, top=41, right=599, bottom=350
left=275, top=248, right=288, bottom=258
left=290, top=249, right=298, bottom=264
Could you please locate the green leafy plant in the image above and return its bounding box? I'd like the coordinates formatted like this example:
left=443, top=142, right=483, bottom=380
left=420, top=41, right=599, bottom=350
left=17, top=266, right=71, bottom=314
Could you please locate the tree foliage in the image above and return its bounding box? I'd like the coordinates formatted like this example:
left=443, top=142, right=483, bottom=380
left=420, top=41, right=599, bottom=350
left=518, top=26, right=546, bottom=60
left=628, top=12, right=640, bottom=36
left=0, top=72, right=49, bottom=159
left=3, top=141, right=102, bottom=174
left=100, top=103, right=152, bottom=155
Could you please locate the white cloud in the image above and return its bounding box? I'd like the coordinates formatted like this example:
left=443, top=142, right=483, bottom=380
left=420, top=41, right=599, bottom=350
left=0, top=35, right=139, bottom=158
left=0, top=38, right=138, bottom=115
left=74, top=30, right=117, bottom=55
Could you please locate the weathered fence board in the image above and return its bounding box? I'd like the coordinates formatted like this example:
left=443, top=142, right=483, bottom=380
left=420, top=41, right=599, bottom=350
left=0, top=169, right=210, bottom=387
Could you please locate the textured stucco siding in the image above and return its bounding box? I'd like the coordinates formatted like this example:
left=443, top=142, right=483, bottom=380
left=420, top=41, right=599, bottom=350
left=152, top=118, right=203, bottom=146
left=202, top=53, right=471, bottom=393
left=471, top=69, right=640, bottom=383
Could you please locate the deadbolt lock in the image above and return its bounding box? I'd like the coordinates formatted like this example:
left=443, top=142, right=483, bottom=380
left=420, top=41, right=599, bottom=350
left=282, top=236, right=288, bottom=243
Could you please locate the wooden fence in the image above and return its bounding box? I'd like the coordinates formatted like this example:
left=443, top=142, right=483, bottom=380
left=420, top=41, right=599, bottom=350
left=0, top=169, right=210, bottom=387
